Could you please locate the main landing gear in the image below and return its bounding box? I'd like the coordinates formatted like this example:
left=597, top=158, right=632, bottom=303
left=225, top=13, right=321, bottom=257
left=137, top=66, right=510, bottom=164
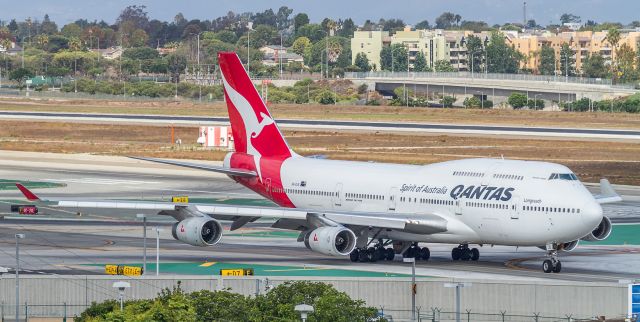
left=542, top=249, right=562, bottom=273
left=349, top=241, right=430, bottom=263
left=451, top=244, right=480, bottom=261
left=349, top=245, right=394, bottom=263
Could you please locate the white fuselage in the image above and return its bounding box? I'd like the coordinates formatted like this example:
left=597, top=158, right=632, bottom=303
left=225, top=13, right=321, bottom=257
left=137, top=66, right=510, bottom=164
left=276, top=157, right=603, bottom=246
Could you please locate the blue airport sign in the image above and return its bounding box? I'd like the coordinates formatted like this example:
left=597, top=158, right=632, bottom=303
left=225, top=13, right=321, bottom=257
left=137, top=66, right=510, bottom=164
left=630, top=284, right=640, bottom=318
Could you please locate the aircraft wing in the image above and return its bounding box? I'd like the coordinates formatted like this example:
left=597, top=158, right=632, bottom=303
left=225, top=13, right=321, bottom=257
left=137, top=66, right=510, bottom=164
left=15, top=184, right=449, bottom=234
left=594, top=179, right=623, bottom=204
left=128, top=156, right=257, bottom=178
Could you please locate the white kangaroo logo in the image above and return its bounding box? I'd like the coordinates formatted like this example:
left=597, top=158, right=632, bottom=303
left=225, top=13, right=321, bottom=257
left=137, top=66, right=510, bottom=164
left=221, top=72, right=274, bottom=180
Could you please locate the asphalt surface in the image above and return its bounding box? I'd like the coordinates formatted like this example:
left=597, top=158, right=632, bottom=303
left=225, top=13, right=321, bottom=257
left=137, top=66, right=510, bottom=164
left=0, top=151, right=639, bottom=282
left=1, top=111, right=640, bottom=140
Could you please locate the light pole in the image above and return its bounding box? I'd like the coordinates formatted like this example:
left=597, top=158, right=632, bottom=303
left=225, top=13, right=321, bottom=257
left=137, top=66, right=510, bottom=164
left=403, top=257, right=416, bottom=321
left=112, top=281, right=130, bottom=311
left=279, top=32, right=283, bottom=79
left=136, top=214, right=147, bottom=274
left=246, top=28, right=252, bottom=77
left=444, top=282, right=472, bottom=322
left=294, top=304, right=314, bottom=322
left=534, top=94, right=542, bottom=110
left=15, top=233, right=25, bottom=322
left=476, top=91, right=485, bottom=109
left=155, top=227, right=163, bottom=276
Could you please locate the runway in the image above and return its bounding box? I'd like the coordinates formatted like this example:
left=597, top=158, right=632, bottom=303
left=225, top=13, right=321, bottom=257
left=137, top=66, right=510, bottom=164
left=1, top=110, right=640, bottom=140
left=1, top=151, right=639, bottom=282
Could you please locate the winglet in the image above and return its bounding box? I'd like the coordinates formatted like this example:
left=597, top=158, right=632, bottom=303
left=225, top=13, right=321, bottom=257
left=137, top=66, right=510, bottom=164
left=15, top=183, right=41, bottom=201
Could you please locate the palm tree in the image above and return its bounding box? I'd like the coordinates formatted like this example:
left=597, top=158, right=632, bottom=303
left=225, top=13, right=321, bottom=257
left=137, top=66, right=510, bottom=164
left=454, top=14, right=462, bottom=27
left=606, top=28, right=621, bottom=81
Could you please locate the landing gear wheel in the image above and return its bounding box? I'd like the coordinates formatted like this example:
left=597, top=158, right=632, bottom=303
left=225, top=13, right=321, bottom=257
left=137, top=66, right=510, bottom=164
left=460, top=248, right=472, bottom=261
left=419, top=247, right=430, bottom=261
left=405, top=245, right=419, bottom=259
left=358, top=249, right=369, bottom=262
left=385, top=248, right=395, bottom=261
left=366, top=248, right=377, bottom=262
left=552, top=261, right=562, bottom=273
left=470, top=248, right=480, bottom=261
left=375, top=248, right=386, bottom=261
left=349, top=249, right=359, bottom=262
left=451, top=247, right=461, bottom=260
left=542, top=259, right=553, bottom=273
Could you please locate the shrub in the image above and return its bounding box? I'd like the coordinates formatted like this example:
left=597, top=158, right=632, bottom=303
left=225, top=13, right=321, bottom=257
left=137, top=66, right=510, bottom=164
left=441, top=96, right=456, bottom=108
left=316, top=90, right=336, bottom=104
left=508, top=93, right=528, bottom=109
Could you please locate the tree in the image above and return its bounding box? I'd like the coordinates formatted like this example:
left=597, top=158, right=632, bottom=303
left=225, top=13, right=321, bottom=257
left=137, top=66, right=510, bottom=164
left=316, top=90, right=336, bottom=104
left=463, top=96, right=482, bottom=108
left=296, top=24, right=324, bottom=43
left=294, top=13, right=310, bottom=34
left=434, top=59, right=455, bottom=72
left=212, top=30, right=237, bottom=44
left=486, top=31, right=522, bottom=74
left=538, top=45, right=556, bottom=75
left=582, top=53, right=608, bottom=78
left=292, top=36, right=311, bottom=55
left=116, top=5, right=150, bottom=31
left=166, top=52, right=187, bottom=82
left=559, top=43, right=576, bottom=76
left=251, top=25, right=277, bottom=48
left=435, top=12, right=457, bottom=29
left=527, top=98, right=545, bottom=110
left=415, top=20, right=430, bottom=30
left=276, top=6, right=293, bottom=30
left=465, top=35, right=484, bottom=73
left=354, top=52, right=371, bottom=72
left=337, top=18, right=356, bottom=38
left=526, top=19, right=538, bottom=29
left=380, top=44, right=407, bottom=72
left=41, top=14, right=58, bottom=34
left=508, top=92, right=528, bottom=109
left=616, top=43, right=638, bottom=83
left=460, top=21, right=490, bottom=33
left=560, top=13, right=581, bottom=24
left=61, top=23, right=82, bottom=38
left=9, top=68, right=34, bottom=87
left=123, top=47, right=159, bottom=60
left=382, top=19, right=405, bottom=32
left=413, top=51, right=429, bottom=72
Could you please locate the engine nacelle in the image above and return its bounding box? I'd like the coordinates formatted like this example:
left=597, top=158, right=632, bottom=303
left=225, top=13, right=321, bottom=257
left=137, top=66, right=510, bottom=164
left=581, top=216, right=612, bottom=242
left=172, top=217, right=223, bottom=247
left=539, top=240, right=579, bottom=252
left=304, top=226, right=356, bottom=256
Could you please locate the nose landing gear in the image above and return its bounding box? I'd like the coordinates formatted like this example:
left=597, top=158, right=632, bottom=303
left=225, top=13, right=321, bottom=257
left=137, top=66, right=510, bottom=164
left=542, top=249, right=562, bottom=273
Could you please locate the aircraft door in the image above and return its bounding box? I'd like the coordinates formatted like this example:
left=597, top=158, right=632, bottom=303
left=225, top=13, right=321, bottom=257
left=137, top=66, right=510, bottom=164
left=333, top=183, right=343, bottom=208
left=455, top=199, right=462, bottom=215
left=511, top=195, right=521, bottom=219
left=388, top=187, right=398, bottom=211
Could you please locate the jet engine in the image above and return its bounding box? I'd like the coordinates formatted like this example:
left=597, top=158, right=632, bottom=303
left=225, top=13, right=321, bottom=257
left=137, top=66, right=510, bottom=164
left=581, top=216, right=612, bottom=242
left=172, top=217, right=223, bottom=246
left=304, top=226, right=356, bottom=256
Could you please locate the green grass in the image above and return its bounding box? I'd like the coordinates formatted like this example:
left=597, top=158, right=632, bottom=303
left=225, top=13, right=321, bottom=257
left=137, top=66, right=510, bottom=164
left=0, top=179, right=65, bottom=191
left=90, top=261, right=417, bottom=277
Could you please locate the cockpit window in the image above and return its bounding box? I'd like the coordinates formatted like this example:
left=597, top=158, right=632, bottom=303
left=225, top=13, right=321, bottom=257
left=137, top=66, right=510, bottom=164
left=548, top=173, right=578, bottom=180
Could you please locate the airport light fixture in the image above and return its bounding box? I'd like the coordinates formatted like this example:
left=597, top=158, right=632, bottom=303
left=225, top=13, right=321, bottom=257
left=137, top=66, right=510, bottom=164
left=136, top=214, right=147, bottom=274
left=112, top=281, right=131, bottom=311
left=15, top=233, right=25, bottom=322
left=444, top=282, right=472, bottom=322
left=155, top=227, right=163, bottom=276
left=403, top=257, right=417, bottom=321
left=294, top=304, right=314, bottom=322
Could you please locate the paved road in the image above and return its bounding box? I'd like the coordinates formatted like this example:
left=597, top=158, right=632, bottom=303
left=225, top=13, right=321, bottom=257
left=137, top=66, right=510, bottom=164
left=1, top=111, right=640, bottom=140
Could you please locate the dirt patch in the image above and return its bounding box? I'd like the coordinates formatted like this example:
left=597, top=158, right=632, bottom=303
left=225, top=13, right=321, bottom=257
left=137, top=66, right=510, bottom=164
left=1, top=121, right=638, bottom=185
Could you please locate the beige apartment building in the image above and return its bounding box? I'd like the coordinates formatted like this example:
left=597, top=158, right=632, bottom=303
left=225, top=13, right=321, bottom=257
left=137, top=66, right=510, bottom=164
left=351, top=30, right=389, bottom=71
left=352, top=28, right=493, bottom=72
left=508, top=30, right=640, bottom=74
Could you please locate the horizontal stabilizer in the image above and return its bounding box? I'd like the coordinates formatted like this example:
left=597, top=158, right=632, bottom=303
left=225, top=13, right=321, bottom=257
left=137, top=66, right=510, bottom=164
left=129, top=156, right=256, bottom=178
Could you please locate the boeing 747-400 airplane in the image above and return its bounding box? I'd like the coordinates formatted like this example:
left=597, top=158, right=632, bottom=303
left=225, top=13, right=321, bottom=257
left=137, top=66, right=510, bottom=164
left=16, top=52, right=622, bottom=273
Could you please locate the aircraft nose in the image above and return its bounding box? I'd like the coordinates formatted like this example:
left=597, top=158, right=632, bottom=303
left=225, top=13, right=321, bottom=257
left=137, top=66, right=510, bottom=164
left=582, top=201, right=604, bottom=230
